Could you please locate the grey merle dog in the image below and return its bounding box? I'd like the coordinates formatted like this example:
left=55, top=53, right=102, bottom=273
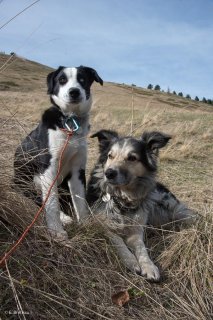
left=87, top=130, right=195, bottom=281
left=14, top=66, right=103, bottom=240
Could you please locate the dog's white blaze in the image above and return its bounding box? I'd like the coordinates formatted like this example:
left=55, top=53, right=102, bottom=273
left=110, top=140, right=134, bottom=160
left=121, top=140, right=135, bottom=158
left=63, top=68, right=80, bottom=94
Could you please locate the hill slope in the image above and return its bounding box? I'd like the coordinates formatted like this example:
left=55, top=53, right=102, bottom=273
left=0, top=54, right=212, bottom=320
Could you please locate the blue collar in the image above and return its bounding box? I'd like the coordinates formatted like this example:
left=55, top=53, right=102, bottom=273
left=62, top=114, right=80, bottom=132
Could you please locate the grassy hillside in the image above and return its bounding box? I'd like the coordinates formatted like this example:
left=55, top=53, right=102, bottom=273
left=0, top=54, right=212, bottom=319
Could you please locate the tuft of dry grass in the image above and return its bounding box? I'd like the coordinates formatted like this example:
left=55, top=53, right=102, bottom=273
left=0, top=55, right=213, bottom=319
left=158, top=207, right=213, bottom=320
left=1, top=168, right=212, bottom=319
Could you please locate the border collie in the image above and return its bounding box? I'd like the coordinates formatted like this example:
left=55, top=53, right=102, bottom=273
left=87, top=130, right=195, bottom=281
left=14, top=66, right=103, bottom=240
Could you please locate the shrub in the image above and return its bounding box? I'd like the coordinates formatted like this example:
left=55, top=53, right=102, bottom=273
left=147, top=84, right=153, bottom=90
left=154, top=84, right=160, bottom=91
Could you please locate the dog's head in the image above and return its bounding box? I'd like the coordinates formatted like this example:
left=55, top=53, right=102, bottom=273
left=91, top=130, right=171, bottom=188
left=47, top=66, right=103, bottom=115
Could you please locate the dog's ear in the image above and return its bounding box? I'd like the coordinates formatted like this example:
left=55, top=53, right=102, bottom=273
left=141, top=131, right=171, bottom=171
left=141, top=131, right=171, bottom=151
left=47, top=66, right=65, bottom=94
left=91, top=130, right=118, bottom=142
left=79, top=66, right=103, bottom=86
left=91, top=130, right=118, bottom=152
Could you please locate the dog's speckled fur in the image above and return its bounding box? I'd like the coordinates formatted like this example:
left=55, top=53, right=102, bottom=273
left=87, top=130, right=195, bottom=281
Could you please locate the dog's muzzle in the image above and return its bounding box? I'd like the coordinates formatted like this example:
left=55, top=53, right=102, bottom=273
left=104, top=168, right=130, bottom=186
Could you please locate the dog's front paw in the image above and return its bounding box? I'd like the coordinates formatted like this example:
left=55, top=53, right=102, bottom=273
left=121, top=258, right=141, bottom=275
left=49, top=229, right=68, bottom=242
left=129, top=261, right=142, bottom=275
left=60, top=211, right=73, bottom=226
left=140, top=261, right=160, bottom=282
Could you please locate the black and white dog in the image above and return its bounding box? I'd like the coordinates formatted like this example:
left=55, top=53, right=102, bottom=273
left=14, top=66, right=103, bottom=240
left=87, top=130, right=195, bottom=281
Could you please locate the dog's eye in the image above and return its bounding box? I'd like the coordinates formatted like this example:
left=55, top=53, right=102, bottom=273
left=59, top=77, right=67, bottom=85
left=108, top=153, right=114, bottom=160
left=79, top=78, right=85, bottom=83
left=127, top=155, right=137, bottom=162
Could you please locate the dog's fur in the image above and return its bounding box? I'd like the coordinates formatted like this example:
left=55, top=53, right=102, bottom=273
left=87, top=130, right=195, bottom=281
left=14, top=66, right=103, bottom=239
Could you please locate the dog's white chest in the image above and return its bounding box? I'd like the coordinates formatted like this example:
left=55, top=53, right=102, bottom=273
left=48, top=128, right=86, bottom=154
left=48, top=128, right=86, bottom=182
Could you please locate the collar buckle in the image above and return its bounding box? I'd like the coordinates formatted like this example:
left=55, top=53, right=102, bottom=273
left=64, top=115, right=80, bottom=132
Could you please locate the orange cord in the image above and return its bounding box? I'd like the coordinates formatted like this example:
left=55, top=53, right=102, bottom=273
left=0, top=129, right=73, bottom=267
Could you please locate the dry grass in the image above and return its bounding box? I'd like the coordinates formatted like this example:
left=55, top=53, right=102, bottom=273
left=0, top=54, right=213, bottom=319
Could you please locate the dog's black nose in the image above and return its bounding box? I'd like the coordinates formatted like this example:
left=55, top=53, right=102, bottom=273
left=69, top=88, right=80, bottom=99
left=105, top=168, right=117, bottom=180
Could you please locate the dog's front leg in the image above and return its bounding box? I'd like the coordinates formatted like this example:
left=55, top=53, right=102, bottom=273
left=68, top=156, right=89, bottom=221
left=40, top=170, right=68, bottom=240
left=125, top=226, right=160, bottom=281
left=107, top=231, right=141, bottom=274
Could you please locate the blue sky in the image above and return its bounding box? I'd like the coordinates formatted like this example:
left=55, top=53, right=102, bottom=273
left=0, top=0, right=213, bottom=99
